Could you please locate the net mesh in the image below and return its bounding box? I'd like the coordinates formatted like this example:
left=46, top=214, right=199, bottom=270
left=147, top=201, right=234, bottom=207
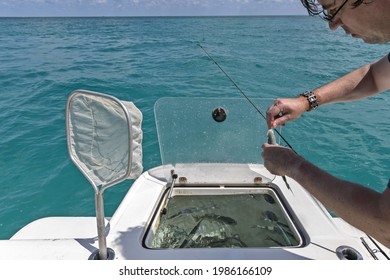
left=67, top=92, right=143, bottom=187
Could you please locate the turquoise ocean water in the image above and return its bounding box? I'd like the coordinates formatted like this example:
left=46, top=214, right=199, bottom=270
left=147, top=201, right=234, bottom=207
left=0, top=16, right=389, bottom=239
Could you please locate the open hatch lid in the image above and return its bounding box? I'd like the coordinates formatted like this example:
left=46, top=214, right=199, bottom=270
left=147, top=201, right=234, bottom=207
left=154, top=97, right=278, bottom=183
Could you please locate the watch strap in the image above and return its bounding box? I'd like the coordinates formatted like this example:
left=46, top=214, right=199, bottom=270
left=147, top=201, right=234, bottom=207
left=300, top=91, right=318, bottom=111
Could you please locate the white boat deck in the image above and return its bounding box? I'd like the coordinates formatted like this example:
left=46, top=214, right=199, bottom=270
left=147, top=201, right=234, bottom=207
left=2, top=164, right=389, bottom=260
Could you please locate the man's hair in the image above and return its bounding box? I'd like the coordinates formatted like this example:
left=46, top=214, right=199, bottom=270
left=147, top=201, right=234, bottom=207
left=300, top=0, right=367, bottom=16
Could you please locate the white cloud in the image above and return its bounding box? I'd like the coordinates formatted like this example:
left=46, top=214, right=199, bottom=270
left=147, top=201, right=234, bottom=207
left=1, top=0, right=298, bottom=5
left=0, top=0, right=306, bottom=16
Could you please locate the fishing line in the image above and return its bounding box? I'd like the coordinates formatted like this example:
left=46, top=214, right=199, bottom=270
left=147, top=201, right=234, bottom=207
left=197, top=43, right=296, bottom=153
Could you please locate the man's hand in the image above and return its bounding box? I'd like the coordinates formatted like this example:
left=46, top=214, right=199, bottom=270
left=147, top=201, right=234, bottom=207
left=266, top=97, right=308, bottom=128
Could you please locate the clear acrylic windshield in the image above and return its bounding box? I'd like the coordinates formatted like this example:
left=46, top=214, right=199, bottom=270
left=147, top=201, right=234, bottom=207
left=154, top=97, right=279, bottom=182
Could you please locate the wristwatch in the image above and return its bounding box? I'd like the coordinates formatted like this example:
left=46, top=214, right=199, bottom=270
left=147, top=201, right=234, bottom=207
left=300, top=90, right=318, bottom=111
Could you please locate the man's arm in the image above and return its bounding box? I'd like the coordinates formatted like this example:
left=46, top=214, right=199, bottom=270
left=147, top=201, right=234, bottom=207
left=262, top=144, right=390, bottom=248
left=314, top=54, right=390, bottom=105
left=267, top=54, right=390, bottom=128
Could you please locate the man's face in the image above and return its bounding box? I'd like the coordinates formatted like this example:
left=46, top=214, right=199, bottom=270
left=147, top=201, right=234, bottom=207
left=318, top=0, right=390, bottom=44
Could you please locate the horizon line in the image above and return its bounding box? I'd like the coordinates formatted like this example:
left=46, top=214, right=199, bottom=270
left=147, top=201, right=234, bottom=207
left=0, top=14, right=309, bottom=18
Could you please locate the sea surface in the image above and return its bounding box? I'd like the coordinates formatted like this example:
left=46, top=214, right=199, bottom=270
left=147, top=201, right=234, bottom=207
left=0, top=16, right=389, bottom=239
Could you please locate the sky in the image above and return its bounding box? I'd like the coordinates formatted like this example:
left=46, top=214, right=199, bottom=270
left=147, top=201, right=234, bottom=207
left=0, top=0, right=308, bottom=17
